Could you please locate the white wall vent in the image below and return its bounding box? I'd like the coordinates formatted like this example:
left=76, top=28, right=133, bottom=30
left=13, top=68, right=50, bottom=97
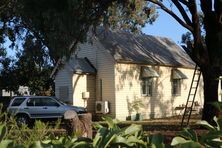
left=95, top=101, right=109, bottom=114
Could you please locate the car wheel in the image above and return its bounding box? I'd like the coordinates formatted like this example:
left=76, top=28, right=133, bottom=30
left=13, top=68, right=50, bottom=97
left=16, top=114, right=29, bottom=126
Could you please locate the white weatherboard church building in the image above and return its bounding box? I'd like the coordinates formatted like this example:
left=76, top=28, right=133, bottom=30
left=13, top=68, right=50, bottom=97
left=51, top=29, right=204, bottom=120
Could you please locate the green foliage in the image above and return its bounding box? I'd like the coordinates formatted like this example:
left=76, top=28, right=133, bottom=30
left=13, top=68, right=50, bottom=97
left=1, top=113, right=222, bottom=148
left=0, top=0, right=157, bottom=94
left=0, top=0, right=157, bottom=63
left=147, top=134, right=165, bottom=148
left=210, top=101, right=222, bottom=112
left=172, top=116, right=222, bottom=147
left=0, top=35, right=54, bottom=95
left=0, top=124, right=7, bottom=142
left=130, top=98, right=145, bottom=113
left=93, top=116, right=146, bottom=147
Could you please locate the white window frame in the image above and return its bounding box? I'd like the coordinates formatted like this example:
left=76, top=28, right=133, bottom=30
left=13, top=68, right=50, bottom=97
left=141, top=78, right=153, bottom=96
left=172, top=79, right=181, bottom=96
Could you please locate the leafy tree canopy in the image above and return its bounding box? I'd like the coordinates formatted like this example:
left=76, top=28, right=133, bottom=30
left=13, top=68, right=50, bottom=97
left=0, top=0, right=157, bottom=64
left=0, top=0, right=157, bottom=95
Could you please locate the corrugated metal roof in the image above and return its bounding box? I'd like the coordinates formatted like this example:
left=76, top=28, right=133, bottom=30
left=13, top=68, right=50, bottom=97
left=96, top=29, right=195, bottom=68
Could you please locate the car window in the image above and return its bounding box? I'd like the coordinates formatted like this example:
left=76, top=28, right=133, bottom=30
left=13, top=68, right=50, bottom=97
left=42, top=98, right=59, bottom=106
left=27, top=98, right=35, bottom=106
left=27, top=98, right=43, bottom=106
left=54, top=97, right=66, bottom=105
left=11, top=98, right=26, bottom=106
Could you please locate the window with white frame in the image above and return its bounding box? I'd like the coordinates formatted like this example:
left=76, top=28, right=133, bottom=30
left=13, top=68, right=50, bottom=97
left=140, top=66, right=159, bottom=96
left=171, top=69, right=187, bottom=96
left=172, top=79, right=181, bottom=96
left=141, top=78, right=153, bottom=96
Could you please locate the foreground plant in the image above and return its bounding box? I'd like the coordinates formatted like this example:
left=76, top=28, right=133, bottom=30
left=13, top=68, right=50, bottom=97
left=172, top=116, right=222, bottom=147
left=93, top=116, right=147, bottom=147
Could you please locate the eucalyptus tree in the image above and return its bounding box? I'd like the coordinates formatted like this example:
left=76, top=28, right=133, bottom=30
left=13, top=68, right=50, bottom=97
left=0, top=0, right=156, bottom=64
left=0, top=0, right=156, bottom=96
left=145, top=0, right=222, bottom=122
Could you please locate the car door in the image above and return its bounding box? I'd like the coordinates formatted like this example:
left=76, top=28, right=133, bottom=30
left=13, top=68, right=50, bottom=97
left=26, top=97, right=63, bottom=119
left=40, top=97, right=63, bottom=118
left=26, top=97, right=45, bottom=118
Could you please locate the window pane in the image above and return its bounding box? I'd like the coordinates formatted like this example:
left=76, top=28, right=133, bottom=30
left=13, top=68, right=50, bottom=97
left=28, top=98, right=43, bottom=106
left=42, top=98, right=59, bottom=106
left=172, top=79, right=181, bottom=95
left=141, top=78, right=153, bottom=96
left=27, top=98, right=35, bottom=106
left=11, top=98, right=26, bottom=106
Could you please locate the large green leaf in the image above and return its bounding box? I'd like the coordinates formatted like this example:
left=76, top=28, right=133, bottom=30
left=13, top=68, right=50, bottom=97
left=110, top=134, right=146, bottom=147
left=177, top=128, right=198, bottom=141
left=171, top=137, right=191, bottom=146
left=0, top=124, right=7, bottom=141
left=151, top=134, right=165, bottom=148
left=127, top=136, right=146, bottom=146
left=200, top=131, right=222, bottom=145
left=93, top=127, right=108, bottom=147
left=92, top=122, right=103, bottom=130
left=29, top=141, right=42, bottom=148
left=102, top=116, right=120, bottom=129
left=210, top=102, right=222, bottom=111
left=73, top=141, right=92, bottom=148
left=103, top=134, right=117, bottom=148
left=0, top=140, right=14, bottom=148
left=213, top=116, right=222, bottom=130
left=123, top=124, right=142, bottom=136
left=178, top=142, right=202, bottom=148
left=196, top=120, right=216, bottom=131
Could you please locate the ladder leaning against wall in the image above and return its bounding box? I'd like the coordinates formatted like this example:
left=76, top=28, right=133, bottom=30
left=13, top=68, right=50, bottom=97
left=181, top=65, right=201, bottom=127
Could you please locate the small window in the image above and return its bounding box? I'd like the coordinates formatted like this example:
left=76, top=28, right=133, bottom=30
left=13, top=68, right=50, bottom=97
left=172, top=79, right=181, bottom=96
left=141, top=78, right=153, bottom=96
left=11, top=98, right=26, bottom=106
left=27, top=98, right=43, bottom=106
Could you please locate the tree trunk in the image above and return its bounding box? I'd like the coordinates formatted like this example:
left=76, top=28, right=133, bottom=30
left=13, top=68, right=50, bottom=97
left=201, top=67, right=220, bottom=124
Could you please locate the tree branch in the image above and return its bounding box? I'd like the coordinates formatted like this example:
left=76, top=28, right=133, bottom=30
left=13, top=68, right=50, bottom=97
left=146, top=0, right=193, bottom=32
left=178, top=0, right=189, bottom=6
left=172, top=0, right=192, bottom=26
left=189, top=0, right=209, bottom=64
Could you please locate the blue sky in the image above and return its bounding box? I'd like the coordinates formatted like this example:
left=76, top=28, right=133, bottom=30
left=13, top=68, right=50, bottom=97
left=142, top=9, right=188, bottom=44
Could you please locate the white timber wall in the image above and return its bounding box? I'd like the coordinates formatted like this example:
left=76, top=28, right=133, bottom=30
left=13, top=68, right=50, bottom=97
left=54, top=65, right=73, bottom=104
left=76, top=40, right=116, bottom=117
left=72, top=74, right=87, bottom=107
left=72, top=74, right=96, bottom=112
left=114, top=63, right=204, bottom=120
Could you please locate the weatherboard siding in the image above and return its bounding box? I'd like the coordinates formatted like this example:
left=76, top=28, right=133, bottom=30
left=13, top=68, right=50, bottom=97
left=114, top=63, right=204, bottom=120
left=93, top=40, right=116, bottom=117
left=54, top=65, right=73, bottom=104
left=72, top=74, right=87, bottom=107
left=71, top=74, right=96, bottom=112
left=76, top=41, right=116, bottom=117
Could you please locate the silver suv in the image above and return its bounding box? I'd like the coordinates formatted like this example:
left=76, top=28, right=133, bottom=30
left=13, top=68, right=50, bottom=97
left=7, top=96, right=87, bottom=125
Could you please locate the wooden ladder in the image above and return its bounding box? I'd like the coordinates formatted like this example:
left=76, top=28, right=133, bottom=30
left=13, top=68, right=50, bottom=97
left=181, top=65, right=201, bottom=127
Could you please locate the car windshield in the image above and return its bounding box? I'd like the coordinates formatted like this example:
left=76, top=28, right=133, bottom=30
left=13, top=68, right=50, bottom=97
left=54, top=97, right=66, bottom=105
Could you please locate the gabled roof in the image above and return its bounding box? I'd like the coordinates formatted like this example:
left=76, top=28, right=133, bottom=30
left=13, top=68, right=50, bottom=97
left=67, top=57, right=97, bottom=74
left=96, top=29, right=195, bottom=68
left=50, top=57, right=96, bottom=78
